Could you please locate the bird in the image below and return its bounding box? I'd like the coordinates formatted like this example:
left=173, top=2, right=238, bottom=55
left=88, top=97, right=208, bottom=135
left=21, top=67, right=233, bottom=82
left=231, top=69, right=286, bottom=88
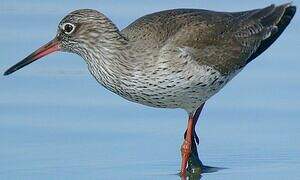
left=3, top=2, right=296, bottom=177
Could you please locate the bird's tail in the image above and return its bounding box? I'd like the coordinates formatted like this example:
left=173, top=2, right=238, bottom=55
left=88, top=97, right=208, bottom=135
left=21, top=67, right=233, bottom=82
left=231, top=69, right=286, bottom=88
left=246, top=3, right=296, bottom=64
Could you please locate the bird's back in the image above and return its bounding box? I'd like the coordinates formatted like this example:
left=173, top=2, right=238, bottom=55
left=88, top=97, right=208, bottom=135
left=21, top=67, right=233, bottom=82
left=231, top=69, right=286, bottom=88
left=121, top=4, right=296, bottom=74
left=121, top=9, right=236, bottom=52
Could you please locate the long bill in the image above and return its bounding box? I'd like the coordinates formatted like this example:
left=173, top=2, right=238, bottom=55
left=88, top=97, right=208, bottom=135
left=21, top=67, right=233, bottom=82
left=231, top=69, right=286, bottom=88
left=4, top=38, right=60, bottom=76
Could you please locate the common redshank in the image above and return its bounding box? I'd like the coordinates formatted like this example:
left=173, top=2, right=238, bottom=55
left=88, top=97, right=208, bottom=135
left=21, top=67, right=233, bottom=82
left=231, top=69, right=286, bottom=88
left=4, top=3, right=296, bottom=177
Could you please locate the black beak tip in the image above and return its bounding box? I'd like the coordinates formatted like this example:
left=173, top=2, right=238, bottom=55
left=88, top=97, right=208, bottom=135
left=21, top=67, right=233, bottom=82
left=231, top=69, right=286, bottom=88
left=3, top=68, right=14, bottom=76
left=3, top=71, right=9, bottom=76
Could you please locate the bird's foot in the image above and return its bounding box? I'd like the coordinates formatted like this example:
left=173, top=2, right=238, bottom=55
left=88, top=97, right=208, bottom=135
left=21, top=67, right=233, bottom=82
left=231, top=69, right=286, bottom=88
left=187, top=152, right=203, bottom=174
left=179, top=155, right=203, bottom=180
left=179, top=171, right=202, bottom=180
left=187, top=138, right=203, bottom=175
left=181, top=132, right=203, bottom=176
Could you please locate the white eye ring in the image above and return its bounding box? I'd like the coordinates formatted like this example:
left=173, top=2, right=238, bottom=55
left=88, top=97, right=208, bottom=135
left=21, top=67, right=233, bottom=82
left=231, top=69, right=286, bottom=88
left=62, top=23, right=75, bottom=34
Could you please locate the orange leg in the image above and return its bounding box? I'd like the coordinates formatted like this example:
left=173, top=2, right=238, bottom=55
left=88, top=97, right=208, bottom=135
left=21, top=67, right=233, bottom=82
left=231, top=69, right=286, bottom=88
left=180, top=103, right=205, bottom=177
left=180, top=115, right=194, bottom=177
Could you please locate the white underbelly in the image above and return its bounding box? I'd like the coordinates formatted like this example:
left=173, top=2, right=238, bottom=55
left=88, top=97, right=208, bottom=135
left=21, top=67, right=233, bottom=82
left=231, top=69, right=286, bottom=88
left=121, top=65, right=240, bottom=113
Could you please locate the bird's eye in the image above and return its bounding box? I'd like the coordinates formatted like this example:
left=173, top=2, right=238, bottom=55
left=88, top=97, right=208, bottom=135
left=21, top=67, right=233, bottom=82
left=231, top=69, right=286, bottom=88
left=63, top=23, right=75, bottom=34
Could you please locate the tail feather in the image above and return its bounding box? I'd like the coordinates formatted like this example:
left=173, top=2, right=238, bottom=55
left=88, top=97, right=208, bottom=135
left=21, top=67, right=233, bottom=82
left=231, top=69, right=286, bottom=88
left=260, top=4, right=286, bottom=26
left=246, top=3, right=296, bottom=64
left=251, top=4, right=276, bottom=22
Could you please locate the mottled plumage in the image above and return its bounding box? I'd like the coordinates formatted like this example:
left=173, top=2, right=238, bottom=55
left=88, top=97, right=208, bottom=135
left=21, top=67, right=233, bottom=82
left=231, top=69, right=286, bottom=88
left=51, top=3, right=296, bottom=114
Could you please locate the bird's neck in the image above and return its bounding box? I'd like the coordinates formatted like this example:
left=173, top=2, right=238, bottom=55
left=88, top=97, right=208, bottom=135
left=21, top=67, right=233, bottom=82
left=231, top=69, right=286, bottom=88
left=81, top=36, right=135, bottom=94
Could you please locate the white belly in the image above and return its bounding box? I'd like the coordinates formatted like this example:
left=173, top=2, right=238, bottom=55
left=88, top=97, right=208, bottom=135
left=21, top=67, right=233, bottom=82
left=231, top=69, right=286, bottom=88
left=119, top=65, right=239, bottom=113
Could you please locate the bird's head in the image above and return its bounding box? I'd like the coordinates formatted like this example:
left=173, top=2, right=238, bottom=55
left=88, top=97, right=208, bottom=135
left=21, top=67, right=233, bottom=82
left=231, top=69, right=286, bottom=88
left=4, top=9, right=121, bottom=76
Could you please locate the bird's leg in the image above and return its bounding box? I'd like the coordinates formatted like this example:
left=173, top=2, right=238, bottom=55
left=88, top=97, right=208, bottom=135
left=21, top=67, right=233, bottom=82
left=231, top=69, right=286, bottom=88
left=180, top=103, right=205, bottom=177
left=180, top=115, right=194, bottom=177
left=187, top=103, right=205, bottom=174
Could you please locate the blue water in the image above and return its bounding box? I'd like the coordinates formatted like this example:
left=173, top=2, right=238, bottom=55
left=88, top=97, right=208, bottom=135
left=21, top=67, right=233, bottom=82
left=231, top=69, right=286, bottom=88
left=1, top=1, right=300, bottom=179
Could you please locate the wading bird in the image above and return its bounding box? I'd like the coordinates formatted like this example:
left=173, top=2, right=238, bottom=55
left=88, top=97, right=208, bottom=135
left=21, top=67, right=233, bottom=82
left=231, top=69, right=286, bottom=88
left=4, top=3, right=296, bottom=177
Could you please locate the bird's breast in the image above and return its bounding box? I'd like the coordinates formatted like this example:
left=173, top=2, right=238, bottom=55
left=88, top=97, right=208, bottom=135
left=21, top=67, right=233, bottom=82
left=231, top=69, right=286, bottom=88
left=87, top=56, right=239, bottom=113
left=112, top=64, right=234, bottom=112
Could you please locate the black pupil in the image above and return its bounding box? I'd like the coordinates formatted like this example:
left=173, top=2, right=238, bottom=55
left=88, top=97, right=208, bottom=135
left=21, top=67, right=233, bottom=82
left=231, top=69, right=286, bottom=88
left=65, top=24, right=73, bottom=33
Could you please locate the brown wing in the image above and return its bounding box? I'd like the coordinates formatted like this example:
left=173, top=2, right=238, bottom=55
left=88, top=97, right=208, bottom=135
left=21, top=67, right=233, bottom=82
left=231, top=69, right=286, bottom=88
left=121, top=4, right=296, bottom=75
left=121, top=9, right=236, bottom=51
left=164, top=3, right=296, bottom=75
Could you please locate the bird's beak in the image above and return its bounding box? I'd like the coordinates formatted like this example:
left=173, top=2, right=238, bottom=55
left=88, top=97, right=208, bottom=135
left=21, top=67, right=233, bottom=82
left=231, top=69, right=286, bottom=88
left=4, top=38, right=61, bottom=76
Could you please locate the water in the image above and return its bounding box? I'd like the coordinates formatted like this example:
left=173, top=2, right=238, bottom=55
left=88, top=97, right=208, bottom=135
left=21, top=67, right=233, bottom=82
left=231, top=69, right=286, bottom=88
left=0, top=0, right=300, bottom=179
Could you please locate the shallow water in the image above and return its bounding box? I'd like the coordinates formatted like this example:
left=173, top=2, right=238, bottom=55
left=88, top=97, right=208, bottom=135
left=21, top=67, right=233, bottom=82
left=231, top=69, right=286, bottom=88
left=1, top=0, right=300, bottom=179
